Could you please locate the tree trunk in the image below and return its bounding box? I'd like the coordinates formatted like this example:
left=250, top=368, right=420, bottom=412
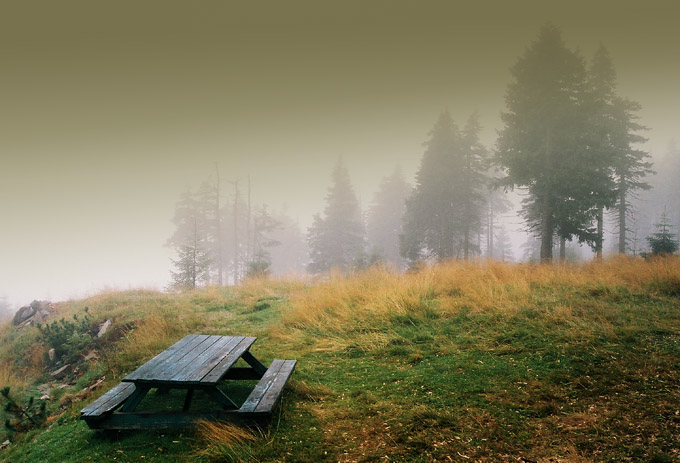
left=246, top=175, right=252, bottom=265
left=233, top=181, right=240, bottom=285
left=540, top=201, right=554, bottom=263
left=488, top=198, right=494, bottom=259
left=618, top=181, right=627, bottom=254
left=215, top=164, right=223, bottom=286
left=463, top=226, right=469, bottom=261
left=596, top=205, right=604, bottom=259
left=192, top=219, right=198, bottom=289
left=540, top=127, right=553, bottom=263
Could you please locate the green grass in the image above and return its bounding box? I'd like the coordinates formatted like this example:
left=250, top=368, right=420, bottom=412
left=0, top=259, right=679, bottom=462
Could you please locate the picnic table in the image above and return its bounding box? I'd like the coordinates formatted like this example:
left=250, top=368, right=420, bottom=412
left=81, top=334, right=296, bottom=429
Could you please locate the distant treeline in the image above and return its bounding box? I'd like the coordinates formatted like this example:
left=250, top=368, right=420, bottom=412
left=166, top=25, right=680, bottom=289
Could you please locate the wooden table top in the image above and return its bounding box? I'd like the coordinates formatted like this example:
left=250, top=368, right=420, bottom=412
left=122, top=334, right=257, bottom=386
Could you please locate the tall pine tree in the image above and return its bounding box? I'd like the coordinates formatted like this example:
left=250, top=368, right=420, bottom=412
left=496, top=25, right=608, bottom=261
left=588, top=45, right=651, bottom=255
left=459, top=113, right=488, bottom=259
left=401, top=111, right=461, bottom=261
left=401, top=111, right=488, bottom=262
left=307, top=159, right=365, bottom=273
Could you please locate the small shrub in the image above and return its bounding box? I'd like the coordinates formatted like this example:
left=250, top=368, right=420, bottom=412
left=37, top=311, right=93, bottom=365
left=0, top=386, right=46, bottom=435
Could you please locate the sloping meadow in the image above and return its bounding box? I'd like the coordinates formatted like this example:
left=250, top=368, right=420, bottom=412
left=0, top=257, right=678, bottom=462
left=269, top=257, right=680, bottom=462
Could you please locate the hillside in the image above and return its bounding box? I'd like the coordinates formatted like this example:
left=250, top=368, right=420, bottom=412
left=0, top=257, right=678, bottom=462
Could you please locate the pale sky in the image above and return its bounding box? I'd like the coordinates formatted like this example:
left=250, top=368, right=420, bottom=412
left=1, top=0, right=678, bottom=308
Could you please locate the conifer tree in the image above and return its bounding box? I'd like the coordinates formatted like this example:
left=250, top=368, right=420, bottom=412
left=246, top=205, right=282, bottom=278
left=496, top=25, right=609, bottom=261
left=401, top=111, right=461, bottom=261
left=366, top=166, right=411, bottom=269
left=168, top=220, right=212, bottom=290
left=647, top=208, right=679, bottom=256
left=307, top=159, right=365, bottom=273
left=401, top=111, right=488, bottom=262
left=459, top=113, right=488, bottom=259
left=588, top=45, right=651, bottom=255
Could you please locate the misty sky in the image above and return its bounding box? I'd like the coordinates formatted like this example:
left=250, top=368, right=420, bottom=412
left=1, top=0, right=679, bottom=308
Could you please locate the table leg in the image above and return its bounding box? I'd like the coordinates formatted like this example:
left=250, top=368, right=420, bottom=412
left=120, top=385, right=151, bottom=412
left=206, top=387, right=238, bottom=410
left=241, top=351, right=267, bottom=377
left=183, top=389, right=194, bottom=411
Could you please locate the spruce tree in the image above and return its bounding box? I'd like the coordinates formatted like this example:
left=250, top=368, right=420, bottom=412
left=246, top=205, right=282, bottom=278
left=307, top=159, right=365, bottom=273
left=366, top=166, right=411, bottom=270
left=402, top=111, right=488, bottom=263
left=401, top=111, right=461, bottom=262
left=168, top=220, right=212, bottom=290
left=588, top=45, right=651, bottom=255
left=459, top=113, right=488, bottom=259
left=496, top=25, right=607, bottom=261
left=647, top=208, right=679, bottom=256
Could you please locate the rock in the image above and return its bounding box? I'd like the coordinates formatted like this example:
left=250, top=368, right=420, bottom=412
left=37, top=383, right=51, bottom=395
left=0, top=440, right=10, bottom=450
left=50, top=364, right=71, bottom=380
left=12, top=300, right=53, bottom=326
left=40, top=394, right=50, bottom=401
left=97, top=319, right=112, bottom=338
left=12, top=305, right=35, bottom=325
left=48, top=348, right=56, bottom=362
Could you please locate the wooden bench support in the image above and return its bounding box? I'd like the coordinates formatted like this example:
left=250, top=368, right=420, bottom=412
left=120, top=384, right=151, bottom=412
left=82, top=410, right=256, bottom=430
left=239, top=359, right=296, bottom=417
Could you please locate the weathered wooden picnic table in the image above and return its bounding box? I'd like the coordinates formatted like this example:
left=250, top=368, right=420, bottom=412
left=81, top=334, right=296, bottom=429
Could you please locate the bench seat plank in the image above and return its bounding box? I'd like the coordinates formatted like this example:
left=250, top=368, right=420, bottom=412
left=239, top=359, right=296, bottom=416
left=81, top=382, right=136, bottom=418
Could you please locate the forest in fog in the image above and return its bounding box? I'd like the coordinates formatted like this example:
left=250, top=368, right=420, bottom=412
left=165, top=25, right=680, bottom=291
left=2, top=1, right=680, bottom=310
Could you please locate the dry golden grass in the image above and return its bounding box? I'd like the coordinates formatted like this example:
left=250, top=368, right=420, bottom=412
left=193, top=419, right=258, bottom=460
left=272, top=256, right=680, bottom=351
left=0, top=360, right=26, bottom=389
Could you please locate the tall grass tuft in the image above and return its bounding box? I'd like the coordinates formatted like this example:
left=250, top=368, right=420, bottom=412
left=193, top=420, right=258, bottom=462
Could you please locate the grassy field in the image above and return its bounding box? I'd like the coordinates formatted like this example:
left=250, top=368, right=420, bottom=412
left=0, top=257, right=678, bottom=462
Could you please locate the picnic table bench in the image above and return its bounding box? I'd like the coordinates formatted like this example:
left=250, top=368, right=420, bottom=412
left=81, top=334, right=296, bottom=429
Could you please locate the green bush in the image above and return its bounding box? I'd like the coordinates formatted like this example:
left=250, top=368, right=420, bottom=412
left=36, top=312, right=93, bottom=365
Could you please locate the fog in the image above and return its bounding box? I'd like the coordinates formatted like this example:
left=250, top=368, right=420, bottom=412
left=1, top=1, right=679, bottom=310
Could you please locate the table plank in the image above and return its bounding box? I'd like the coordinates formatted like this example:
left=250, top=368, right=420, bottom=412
left=132, top=334, right=212, bottom=382
left=123, top=335, right=199, bottom=382
left=200, top=337, right=257, bottom=384
left=169, top=336, right=243, bottom=383
left=147, top=335, right=223, bottom=382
